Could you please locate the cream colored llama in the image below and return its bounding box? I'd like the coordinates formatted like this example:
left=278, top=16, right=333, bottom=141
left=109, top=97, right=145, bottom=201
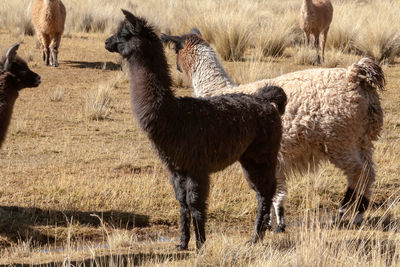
left=300, top=0, right=333, bottom=64
left=162, top=32, right=385, bottom=232
left=31, top=0, right=66, bottom=67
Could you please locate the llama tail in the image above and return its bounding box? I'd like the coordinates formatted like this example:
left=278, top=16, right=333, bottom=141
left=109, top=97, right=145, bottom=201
left=347, top=57, right=385, bottom=142
left=347, top=57, right=385, bottom=91
left=256, top=85, right=287, bottom=115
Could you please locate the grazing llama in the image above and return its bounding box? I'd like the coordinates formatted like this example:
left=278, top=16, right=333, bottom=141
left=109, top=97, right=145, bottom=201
left=31, top=0, right=66, bottom=67
left=299, top=0, right=333, bottom=64
left=0, top=44, right=41, bottom=147
left=105, top=9, right=287, bottom=250
left=162, top=31, right=385, bottom=232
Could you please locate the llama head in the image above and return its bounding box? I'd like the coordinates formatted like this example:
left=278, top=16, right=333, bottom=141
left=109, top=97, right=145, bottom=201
left=105, top=9, right=159, bottom=59
left=1, top=43, right=41, bottom=91
left=161, top=29, right=207, bottom=77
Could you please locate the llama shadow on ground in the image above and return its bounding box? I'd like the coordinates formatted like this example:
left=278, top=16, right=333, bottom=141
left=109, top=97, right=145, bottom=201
left=64, top=60, right=121, bottom=70
left=0, top=206, right=149, bottom=246
left=11, top=251, right=191, bottom=267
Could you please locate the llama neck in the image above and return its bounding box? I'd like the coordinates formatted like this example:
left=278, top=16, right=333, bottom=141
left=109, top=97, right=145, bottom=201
left=0, top=99, right=16, bottom=147
left=302, top=0, right=315, bottom=13
left=127, top=43, right=174, bottom=132
left=44, top=0, right=59, bottom=19
left=44, top=0, right=57, bottom=9
left=191, top=45, right=235, bottom=97
left=0, top=73, right=18, bottom=147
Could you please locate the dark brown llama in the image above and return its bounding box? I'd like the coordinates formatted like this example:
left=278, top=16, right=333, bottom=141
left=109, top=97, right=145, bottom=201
left=105, top=10, right=287, bottom=250
left=0, top=44, right=41, bottom=147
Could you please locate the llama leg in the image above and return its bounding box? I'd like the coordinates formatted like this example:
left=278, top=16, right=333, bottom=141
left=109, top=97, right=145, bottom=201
left=38, top=39, right=45, bottom=62
left=51, top=33, right=62, bottom=67
left=314, top=34, right=321, bottom=64
left=349, top=147, right=375, bottom=225
left=241, top=159, right=276, bottom=243
left=41, top=34, right=51, bottom=66
left=329, top=148, right=374, bottom=225
left=304, top=32, right=310, bottom=47
left=272, top=169, right=287, bottom=232
left=321, top=27, right=329, bottom=64
left=186, top=174, right=210, bottom=250
left=170, top=173, right=191, bottom=250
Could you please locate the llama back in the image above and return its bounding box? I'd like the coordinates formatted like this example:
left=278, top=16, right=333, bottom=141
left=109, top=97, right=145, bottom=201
left=32, top=0, right=66, bottom=35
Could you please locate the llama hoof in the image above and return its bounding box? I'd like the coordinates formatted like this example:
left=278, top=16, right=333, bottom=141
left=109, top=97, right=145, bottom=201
left=354, top=219, right=363, bottom=227
left=175, top=244, right=188, bottom=251
left=331, top=216, right=339, bottom=225
left=195, top=241, right=205, bottom=251
left=246, top=234, right=262, bottom=245
left=275, top=226, right=286, bottom=233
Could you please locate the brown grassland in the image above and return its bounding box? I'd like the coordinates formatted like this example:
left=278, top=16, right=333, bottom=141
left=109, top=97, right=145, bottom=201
left=1, top=0, right=400, bottom=265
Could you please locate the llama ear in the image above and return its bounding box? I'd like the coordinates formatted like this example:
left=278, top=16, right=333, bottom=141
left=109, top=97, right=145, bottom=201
left=160, top=34, right=184, bottom=51
left=189, top=28, right=202, bottom=37
left=121, top=9, right=142, bottom=33
left=4, top=43, right=19, bottom=71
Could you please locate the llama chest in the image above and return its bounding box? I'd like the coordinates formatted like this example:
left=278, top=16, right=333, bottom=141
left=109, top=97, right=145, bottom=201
left=300, top=11, right=322, bottom=34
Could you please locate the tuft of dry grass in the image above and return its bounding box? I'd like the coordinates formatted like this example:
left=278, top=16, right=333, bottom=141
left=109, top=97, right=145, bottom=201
left=253, top=15, right=296, bottom=58
left=325, top=2, right=360, bottom=53
left=0, top=0, right=34, bottom=37
left=84, top=75, right=121, bottom=121
left=49, top=87, right=65, bottom=102
left=208, top=14, right=252, bottom=61
left=228, top=56, right=287, bottom=85
left=354, top=27, right=400, bottom=64
left=293, top=45, right=317, bottom=65
left=1, top=0, right=399, bottom=64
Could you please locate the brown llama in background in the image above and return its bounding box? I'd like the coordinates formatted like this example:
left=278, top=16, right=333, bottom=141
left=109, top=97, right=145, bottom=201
left=300, top=0, right=333, bottom=64
left=31, top=0, right=66, bottom=67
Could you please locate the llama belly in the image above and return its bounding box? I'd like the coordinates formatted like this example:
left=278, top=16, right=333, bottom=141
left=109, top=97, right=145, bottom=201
left=157, top=141, right=249, bottom=175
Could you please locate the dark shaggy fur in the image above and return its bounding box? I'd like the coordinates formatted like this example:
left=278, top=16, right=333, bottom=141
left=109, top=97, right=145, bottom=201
left=0, top=44, right=41, bottom=147
left=105, top=10, right=286, bottom=250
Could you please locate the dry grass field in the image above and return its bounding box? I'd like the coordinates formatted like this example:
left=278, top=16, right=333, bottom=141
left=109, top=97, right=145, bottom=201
left=1, top=0, right=400, bottom=265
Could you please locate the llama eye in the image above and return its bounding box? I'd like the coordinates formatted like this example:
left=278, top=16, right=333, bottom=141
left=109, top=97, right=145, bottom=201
left=120, top=29, right=131, bottom=38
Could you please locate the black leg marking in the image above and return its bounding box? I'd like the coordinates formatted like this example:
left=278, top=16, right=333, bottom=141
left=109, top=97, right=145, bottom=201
left=45, top=47, right=50, bottom=66
left=357, top=195, right=370, bottom=214
left=339, top=188, right=370, bottom=220
left=251, top=193, right=273, bottom=243
left=240, top=159, right=277, bottom=244
left=171, top=173, right=190, bottom=250
left=275, top=206, right=286, bottom=233
left=186, top=175, right=209, bottom=250
left=340, top=188, right=355, bottom=209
